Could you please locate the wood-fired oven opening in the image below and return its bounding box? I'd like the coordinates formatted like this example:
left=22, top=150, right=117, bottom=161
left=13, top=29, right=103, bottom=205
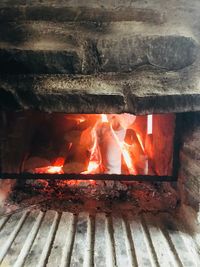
left=0, top=110, right=178, bottom=211
left=1, top=111, right=175, bottom=178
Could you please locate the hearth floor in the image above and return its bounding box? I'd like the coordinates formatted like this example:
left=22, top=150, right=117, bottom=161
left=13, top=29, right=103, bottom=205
left=0, top=208, right=199, bottom=267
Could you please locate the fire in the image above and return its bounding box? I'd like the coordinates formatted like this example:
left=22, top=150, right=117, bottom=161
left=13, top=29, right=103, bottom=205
left=136, top=133, right=145, bottom=152
left=52, top=157, right=65, bottom=166
left=120, top=142, right=137, bottom=175
left=110, top=125, right=137, bottom=175
left=32, top=113, right=150, bottom=176
left=101, top=114, right=108, bottom=122
left=81, top=161, right=99, bottom=174
left=35, top=166, right=64, bottom=174
left=35, top=157, right=65, bottom=174
left=81, top=118, right=101, bottom=175
left=87, top=114, right=138, bottom=175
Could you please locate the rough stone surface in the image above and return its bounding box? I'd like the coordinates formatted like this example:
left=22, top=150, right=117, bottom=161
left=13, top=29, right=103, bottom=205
left=0, top=0, right=200, bottom=112
left=97, top=35, right=197, bottom=72
left=1, top=65, right=200, bottom=113
left=0, top=49, right=81, bottom=74
left=0, top=1, right=166, bottom=23
left=0, top=74, right=126, bottom=113
left=127, top=65, right=200, bottom=114
left=178, top=112, right=200, bottom=210
left=0, top=0, right=200, bottom=75
left=0, top=21, right=198, bottom=74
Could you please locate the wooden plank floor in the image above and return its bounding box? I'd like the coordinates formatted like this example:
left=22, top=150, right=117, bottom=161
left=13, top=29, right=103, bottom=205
left=0, top=209, right=199, bottom=267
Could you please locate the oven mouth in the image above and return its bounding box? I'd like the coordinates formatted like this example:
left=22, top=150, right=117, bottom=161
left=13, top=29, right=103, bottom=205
left=0, top=111, right=177, bottom=182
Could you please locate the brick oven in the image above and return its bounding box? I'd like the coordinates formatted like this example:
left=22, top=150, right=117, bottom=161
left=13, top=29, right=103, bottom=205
left=0, top=1, right=200, bottom=266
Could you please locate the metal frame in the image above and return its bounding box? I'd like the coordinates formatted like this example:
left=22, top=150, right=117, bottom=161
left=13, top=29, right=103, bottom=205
left=0, top=173, right=176, bottom=181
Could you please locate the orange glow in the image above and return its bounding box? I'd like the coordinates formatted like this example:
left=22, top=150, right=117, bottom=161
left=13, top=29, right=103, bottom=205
left=81, top=119, right=101, bottom=175
left=34, top=157, right=65, bottom=174
left=65, top=115, right=86, bottom=123
left=136, top=133, right=145, bottom=152
left=81, top=161, right=99, bottom=174
left=80, top=148, right=99, bottom=182
left=109, top=125, right=138, bottom=175
left=53, top=157, right=65, bottom=166
left=32, top=113, right=153, bottom=177
left=120, top=142, right=137, bottom=175
left=35, top=166, right=64, bottom=174
left=78, top=118, right=86, bottom=123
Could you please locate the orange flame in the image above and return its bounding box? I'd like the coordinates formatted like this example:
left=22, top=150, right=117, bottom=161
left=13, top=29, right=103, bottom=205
left=53, top=157, right=65, bottom=167
left=120, top=142, right=137, bottom=175
left=33, top=114, right=147, bottom=177
left=35, top=165, right=64, bottom=174
left=136, top=133, right=145, bottom=152
left=83, top=114, right=139, bottom=175
left=109, top=123, right=137, bottom=175
left=34, top=156, right=65, bottom=174
left=81, top=161, right=99, bottom=174
left=81, top=120, right=101, bottom=175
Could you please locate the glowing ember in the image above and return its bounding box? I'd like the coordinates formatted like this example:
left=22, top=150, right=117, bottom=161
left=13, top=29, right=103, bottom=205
left=34, top=157, right=65, bottom=174
left=35, top=166, right=64, bottom=174
left=81, top=161, right=100, bottom=174
left=52, top=157, right=65, bottom=167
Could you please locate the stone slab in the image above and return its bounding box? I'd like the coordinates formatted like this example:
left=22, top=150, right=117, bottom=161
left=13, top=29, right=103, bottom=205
left=0, top=21, right=198, bottom=74
left=1, top=66, right=200, bottom=113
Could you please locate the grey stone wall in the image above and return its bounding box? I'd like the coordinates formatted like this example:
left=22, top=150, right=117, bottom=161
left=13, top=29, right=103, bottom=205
left=178, top=112, right=200, bottom=210
left=0, top=0, right=200, bottom=113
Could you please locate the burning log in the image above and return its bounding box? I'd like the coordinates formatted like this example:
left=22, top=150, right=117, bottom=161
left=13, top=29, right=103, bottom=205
left=63, top=162, right=86, bottom=173
left=97, top=122, right=126, bottom=174
left=124, top=129, right=148, bottom=175
left=23, top=157, right=51, bottom=173
left=97, top=114, right=137, bottom=174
